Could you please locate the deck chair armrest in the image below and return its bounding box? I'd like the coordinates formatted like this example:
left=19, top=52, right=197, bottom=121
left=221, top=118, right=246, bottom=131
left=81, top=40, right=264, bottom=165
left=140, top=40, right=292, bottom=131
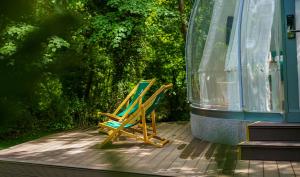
left=98, top=112, right=122, bottom=121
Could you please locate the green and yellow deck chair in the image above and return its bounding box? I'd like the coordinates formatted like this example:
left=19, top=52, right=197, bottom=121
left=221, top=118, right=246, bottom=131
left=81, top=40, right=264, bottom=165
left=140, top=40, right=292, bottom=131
left=98, top=79, right=156, bottom=122
left=98, top=83, right=173, bottom=148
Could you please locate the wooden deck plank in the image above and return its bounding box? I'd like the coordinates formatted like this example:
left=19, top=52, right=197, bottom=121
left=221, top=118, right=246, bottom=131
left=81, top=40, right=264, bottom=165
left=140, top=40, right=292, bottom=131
left=92, top=121, right=168, bottom=168
left=32, top=142, right=83, bottom=163
left=0, top=131, right=71, bottom=154
left=0, top=159, right=162, bottom=177
left=234, top=160, right=249, bottom=177
left=64, top=144, right=102, bottom=165
left=149, top=124, right=191, bottom=169
left=179, top=139, right=210, bottom=176
left=64, top=123, right=166, bottom=170
left=194, top=143, right=219, bottom=175
left=79, top=122, right=184, bottom=171
left=291, top=162, right=300, bottom=176
left=263, top=161, right=279, bottom=177
left=81, top=138, right=143, bottom=166
left=125, top=122, right=188, bottom=170
left=204, top=155, right=217, bottom=176
left=77, top=149, right=104, bottom=166
left=126, top=123, right=188, bottom=174
left=92, top=123, right=188, bottom=171
left=216, top=145, right=231, bottom=176
left=112, top=122, right=170, bottom=167
left=195, top=158, right=212, bottom=172
left=150, top=125, right=193, bottom=175
left=167, top=139, right=198, bottom=174
left=222, top=146, right=238, bottom=176
left=277, top=161, right=295, bottom=177
left=248, top=160, right=263, bottom=177
left=90, top=123, right=171, bottom=169
left=0, top=129, right=98, bottom=163
left=205, top=144, right=229, bottom=176
left=207, top=144, right=238, bottom=176
left=0, top=137, right=62, bottom=159
left=32, top=132, right=101, bottom=163
left=89, top=143, right=148, bottom=169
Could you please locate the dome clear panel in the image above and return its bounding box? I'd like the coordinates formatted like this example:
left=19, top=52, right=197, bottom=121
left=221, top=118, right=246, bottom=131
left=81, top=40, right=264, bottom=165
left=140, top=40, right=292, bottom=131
left=186, top=0, right=241, bottom=111
left=186, top=0, right=284, bottom=112
left=241, top=0, right=283, bottom=112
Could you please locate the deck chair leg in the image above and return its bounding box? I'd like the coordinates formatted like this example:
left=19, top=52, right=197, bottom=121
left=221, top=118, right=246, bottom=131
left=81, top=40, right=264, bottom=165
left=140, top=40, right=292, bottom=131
left=151, top=111, right=156, bottom=134
left=114, top=132, right=121, bottom=141
left=101, top=126, right=123, bottom=145
left=141, top=109, right=148, bottom=142
left=101, top=114, right=138, bottom=146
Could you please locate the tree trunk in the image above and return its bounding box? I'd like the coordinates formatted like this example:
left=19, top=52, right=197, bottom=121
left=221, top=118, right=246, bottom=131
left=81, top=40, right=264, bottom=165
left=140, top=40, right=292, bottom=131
left=83, top=69, right=94, bottom=101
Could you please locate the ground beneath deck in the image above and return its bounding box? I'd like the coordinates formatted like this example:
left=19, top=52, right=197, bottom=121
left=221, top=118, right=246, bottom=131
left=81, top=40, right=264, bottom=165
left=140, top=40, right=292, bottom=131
left=0, top=122, right=299, bottom=177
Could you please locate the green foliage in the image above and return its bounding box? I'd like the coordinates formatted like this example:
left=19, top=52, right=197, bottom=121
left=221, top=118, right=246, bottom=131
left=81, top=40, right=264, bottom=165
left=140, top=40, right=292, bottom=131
left=0, top=42, right=16, bottom=56
left=0, top=24, right=35, bottom=56
left=43, top=36, right=70, bottom=64
left=6, top=24, right=35, bottom=40
left=0, top=0, right=192, bottom=139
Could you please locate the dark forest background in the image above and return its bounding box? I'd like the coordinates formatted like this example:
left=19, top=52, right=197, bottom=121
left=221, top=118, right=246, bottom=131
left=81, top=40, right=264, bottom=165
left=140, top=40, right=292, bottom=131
left=0, top=0, right=192, bottom=140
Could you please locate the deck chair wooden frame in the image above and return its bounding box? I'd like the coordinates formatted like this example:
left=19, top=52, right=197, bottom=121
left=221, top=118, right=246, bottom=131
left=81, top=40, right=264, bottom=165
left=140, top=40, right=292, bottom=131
left=98, top=79, right=156, bottom=122
left=98, top=83, right=173, bottom=148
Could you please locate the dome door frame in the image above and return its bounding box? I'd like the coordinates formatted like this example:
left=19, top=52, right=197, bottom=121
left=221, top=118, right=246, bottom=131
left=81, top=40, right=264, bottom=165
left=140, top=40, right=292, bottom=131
left=282, top=0, right=300, bottom=122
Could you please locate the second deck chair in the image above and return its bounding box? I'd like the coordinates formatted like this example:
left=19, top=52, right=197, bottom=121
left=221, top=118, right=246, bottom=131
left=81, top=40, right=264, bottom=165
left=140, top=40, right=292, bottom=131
left=98, top=83, right=173, bottom=147
left=98, top=79, right=156, bottom=122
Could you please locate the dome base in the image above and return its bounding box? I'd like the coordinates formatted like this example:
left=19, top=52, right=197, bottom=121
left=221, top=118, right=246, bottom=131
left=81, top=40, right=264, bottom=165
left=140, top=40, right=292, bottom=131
left=190, top=113, right=252, bottom=145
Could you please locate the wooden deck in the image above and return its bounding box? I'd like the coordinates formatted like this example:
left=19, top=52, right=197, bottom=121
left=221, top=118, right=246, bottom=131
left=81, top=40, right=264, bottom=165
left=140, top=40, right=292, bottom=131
left=0, top=121, right=299, bottom=177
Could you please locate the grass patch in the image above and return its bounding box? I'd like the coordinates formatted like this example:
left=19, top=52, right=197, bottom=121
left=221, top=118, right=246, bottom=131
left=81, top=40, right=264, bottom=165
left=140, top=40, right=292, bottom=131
left=0, top=131, right=58, bottom=150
